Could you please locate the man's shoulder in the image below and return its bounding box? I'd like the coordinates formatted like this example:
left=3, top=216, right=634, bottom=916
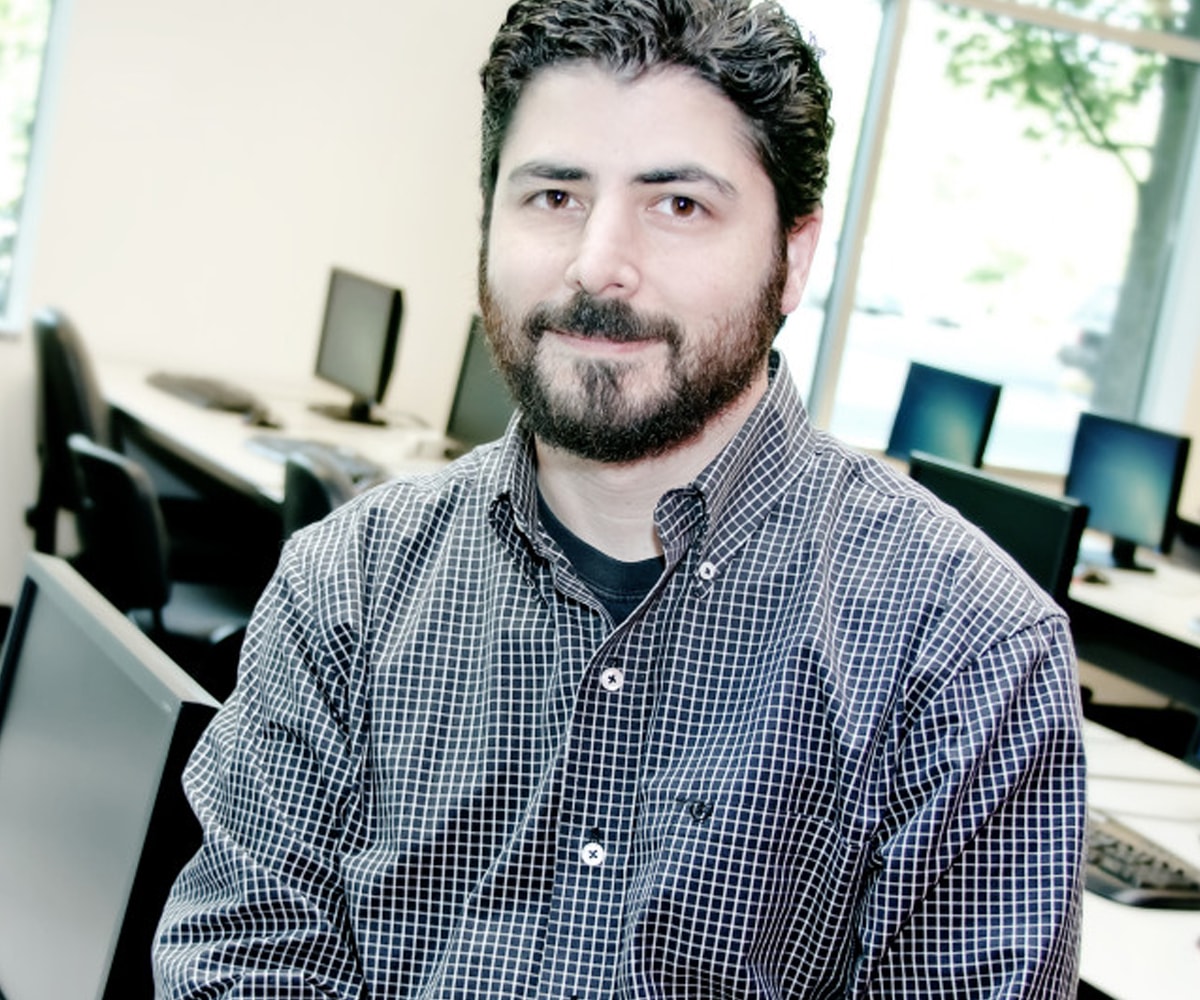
left=284, top=444, right=513, bottom=565
left=354, top=444, right=510, bottom=527
left=795, top=437, right=1063, bottom=618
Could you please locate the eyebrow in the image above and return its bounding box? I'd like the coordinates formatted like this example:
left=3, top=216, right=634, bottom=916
left=507, top=161, right=737, bottom=198
left=636, top=166, right=737, bottom=199
left=507, top=161, right=590, bottom=184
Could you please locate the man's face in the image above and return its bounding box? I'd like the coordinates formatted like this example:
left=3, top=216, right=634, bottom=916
left=481, top=63, right=819, bottom=464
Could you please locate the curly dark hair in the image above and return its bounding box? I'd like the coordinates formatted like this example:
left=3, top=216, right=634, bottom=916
left=479, top=0, right=833, bottom=233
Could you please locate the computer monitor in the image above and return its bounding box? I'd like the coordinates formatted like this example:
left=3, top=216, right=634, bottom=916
left=0, top=554, right=219, bottom=1000
left=1065, top=411, right=1191, bottom=572
left=444, top=315, right=516, bottom=456
left=885, top=362, right=1002, bottom=467
left=908, top=451, right=1088, bottom=603
left=310, top=266, right=404, bottom=426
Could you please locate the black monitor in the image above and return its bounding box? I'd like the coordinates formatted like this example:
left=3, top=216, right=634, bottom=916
left=885, top=362, right=1002, bottom=467
left=444, top=315, right=516, bottom=457
left=909, top=451, right=1088, bottom=603
left=1065, top=411, right=1191, bottom=572
left=0, top=554, right=219, bottom=1000
left=310, top=266, right=404, bottom=426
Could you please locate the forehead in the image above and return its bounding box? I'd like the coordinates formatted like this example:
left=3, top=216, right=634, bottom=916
left=498, top=62, right=765, bottom=182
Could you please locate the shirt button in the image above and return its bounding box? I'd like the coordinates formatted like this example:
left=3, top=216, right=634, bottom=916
left=599, top=665, right=625, bottom=692
left=698, top=560, right=718, bottom=581
left=581, top=838, right=606, bottom=867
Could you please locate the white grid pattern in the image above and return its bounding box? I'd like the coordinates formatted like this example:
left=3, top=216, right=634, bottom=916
left=155, top=353, right=1086, bottom=999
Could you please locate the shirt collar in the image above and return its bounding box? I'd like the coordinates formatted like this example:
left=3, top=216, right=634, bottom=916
left=687, top=350, right=816, bottom=536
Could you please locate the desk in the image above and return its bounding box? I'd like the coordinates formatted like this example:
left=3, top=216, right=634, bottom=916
left=1071, top=547, right=1200, bottom=651
left=1080, top=722, right=1200, bottom=1000
left=1069, top=547, right=1200, bottom=741
left=101, top=362, right=449, bottom=509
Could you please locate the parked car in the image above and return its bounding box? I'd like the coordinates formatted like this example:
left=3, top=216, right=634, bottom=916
left=1057, top=283, right=1117, bottom=378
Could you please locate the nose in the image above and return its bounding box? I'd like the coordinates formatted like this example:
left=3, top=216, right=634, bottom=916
left=563, top=203, right=641, bottom=298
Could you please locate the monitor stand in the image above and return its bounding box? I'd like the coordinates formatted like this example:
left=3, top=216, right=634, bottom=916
left=308, top=399, right=426, bottom=429
left=1110, top=537, right=1155, bottom=573
left=309, top=399, right=385, bottom=426
left=1079, top=535, right=1156, bottom=574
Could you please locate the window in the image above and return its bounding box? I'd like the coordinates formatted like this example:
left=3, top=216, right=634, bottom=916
left=780, top=0, right=1200, bottom=475
left=0, top=0, right=55, bottom=324
left=774, top=0, right=882, bottom=389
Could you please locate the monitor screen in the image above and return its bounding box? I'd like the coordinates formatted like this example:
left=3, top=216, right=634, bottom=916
left=444, top=315, right=516, bottom=456
left=1065, top=411, right=1191, bottom=571
left=310, top=266, right=404, bottom=426
left=0, top=554, right=219, bottom=1000
left=885, top=362, right=1002, bottom=467
left=908, top=451, right=1088, bottom=603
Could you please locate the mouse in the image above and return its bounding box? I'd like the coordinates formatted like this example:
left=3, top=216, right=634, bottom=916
left=243, top=407, right=283, bottom=430
left=1078, top=567, right=1110, bottom=585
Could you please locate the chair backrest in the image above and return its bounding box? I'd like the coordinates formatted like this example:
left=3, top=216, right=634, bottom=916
left=885, top=361, right=1002, bottom=468
left=28, top=308, right=112, bottom=552
left=66, top=433, right=172, bottom=617
left=909, top=450, right=1088, bottom=603
left=282, top=450, right=358, bottom=540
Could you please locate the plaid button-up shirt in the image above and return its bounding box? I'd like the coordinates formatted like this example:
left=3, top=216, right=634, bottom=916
left=155, top=353, right=1086, bottom=999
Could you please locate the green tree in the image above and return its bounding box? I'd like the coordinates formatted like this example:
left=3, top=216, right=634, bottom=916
left=936, top=0, right=1200, bottom=415
left=0, top=0, right=53, bottom=313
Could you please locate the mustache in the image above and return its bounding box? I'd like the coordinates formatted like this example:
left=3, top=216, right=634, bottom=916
left=524, top=293, right=681, bottom=347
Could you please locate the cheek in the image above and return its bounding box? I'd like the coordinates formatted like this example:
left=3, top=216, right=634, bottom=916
left=486, top=211, right=570, bottom=299
left=650, top=228, right=774, bottom=309
left=647, top=262, right=743, bottom=327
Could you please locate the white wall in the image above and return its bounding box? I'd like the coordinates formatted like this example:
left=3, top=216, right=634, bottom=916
left=4, top=0, right=1200, bottom=604
left=0, top=0, right=512, bottom=602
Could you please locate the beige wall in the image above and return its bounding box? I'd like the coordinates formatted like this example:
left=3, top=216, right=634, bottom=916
left=3, top=0, right=1200, bottom=604
left=0, top=0, right=511, bottom=602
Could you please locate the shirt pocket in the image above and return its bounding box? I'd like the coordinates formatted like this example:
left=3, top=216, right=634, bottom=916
left=625, top=791, right=871, bottom=994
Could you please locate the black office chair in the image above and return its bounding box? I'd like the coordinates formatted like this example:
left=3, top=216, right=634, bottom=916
left=282, top=450, right=359, bottom=540
left=66, top=433, right=261, bottom=700
left=907, top=451, right=1087, bottom=604
left=27, top=306, right=278, bottom=591
left=27, top=308, right=112, bottom=554
left=886, top=362, right=1002, bottom=467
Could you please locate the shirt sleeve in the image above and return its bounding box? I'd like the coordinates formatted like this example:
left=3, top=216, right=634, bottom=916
left=854, top=614, right=1087, bottom=998
left=153, top=550, right=369, bottom=1000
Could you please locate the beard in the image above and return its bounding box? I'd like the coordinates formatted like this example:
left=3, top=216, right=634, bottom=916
left=478, top=246, right=788, bottom=465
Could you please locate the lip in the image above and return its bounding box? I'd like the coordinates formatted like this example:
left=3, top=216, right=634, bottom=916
left=545, top=327, right=661, bottom=355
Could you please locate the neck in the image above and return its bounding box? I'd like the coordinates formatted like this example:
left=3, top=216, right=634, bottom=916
left=535, top=370, right=767, bottom=561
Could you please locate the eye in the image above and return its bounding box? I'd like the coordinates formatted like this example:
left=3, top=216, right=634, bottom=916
left=670, top=196, right=699, bottom=217
left=654, top=195, right=705, bottom=220
left=535, top=189, right=575, bottom=210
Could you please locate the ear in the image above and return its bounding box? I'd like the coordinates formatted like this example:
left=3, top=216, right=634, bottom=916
left=779, top=208, right=823, bottom=316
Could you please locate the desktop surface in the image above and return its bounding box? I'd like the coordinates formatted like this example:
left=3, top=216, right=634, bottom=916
left=145, top=370, right=264, bottom=414
left=1069, top=537, right=1200, bottom=753
left=1080, top=722, right=1200, bottom=1000
left=1070, top=536, right=1200, bottom=652
left=101, top=361, right=447, bottom=507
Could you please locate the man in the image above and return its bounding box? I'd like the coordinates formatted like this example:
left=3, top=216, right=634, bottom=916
left=155, top=1, right=1087, bottom=997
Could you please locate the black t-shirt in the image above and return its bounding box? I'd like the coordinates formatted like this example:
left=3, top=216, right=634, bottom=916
left=537, top=493, right=664, bottom=622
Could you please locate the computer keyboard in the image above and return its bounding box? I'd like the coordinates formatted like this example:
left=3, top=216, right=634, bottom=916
left=245, top=434, right=388, bottom=484
left=147, top=371, right=262, bottom=413
left=1086, top=810, right=1200, bottom=909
